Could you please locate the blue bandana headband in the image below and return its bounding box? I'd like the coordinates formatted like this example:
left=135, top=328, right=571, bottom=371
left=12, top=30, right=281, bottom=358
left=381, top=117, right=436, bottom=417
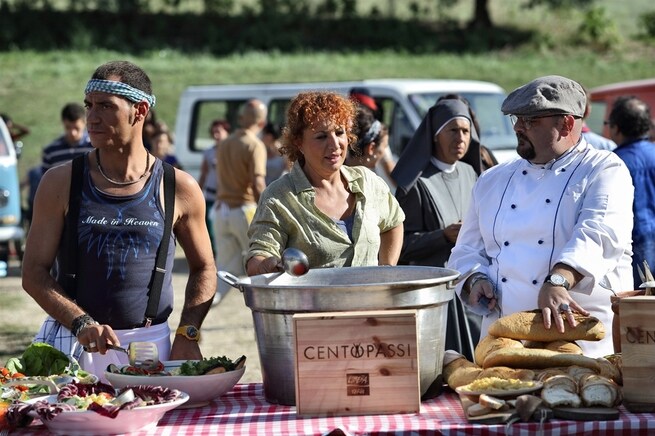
left=84, top=79, right=156, bottom=108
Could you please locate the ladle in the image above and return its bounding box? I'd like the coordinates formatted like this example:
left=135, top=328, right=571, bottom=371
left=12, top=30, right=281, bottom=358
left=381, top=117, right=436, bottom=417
left=281, top=248, right=309, bottom=276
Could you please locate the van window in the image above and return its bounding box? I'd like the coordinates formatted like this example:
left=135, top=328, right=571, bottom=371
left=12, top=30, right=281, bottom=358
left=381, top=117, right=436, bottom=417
left=269, top=99, right=291, bottom=127
left=189, top=100, right=245, bottom=152
left=0, top=138, right=7, bottom=156
left=408, top=92, right=515, bottom=152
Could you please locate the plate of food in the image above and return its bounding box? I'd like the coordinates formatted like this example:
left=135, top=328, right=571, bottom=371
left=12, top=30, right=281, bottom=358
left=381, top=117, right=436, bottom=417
left=5, top=381, right=188, bottom=435
left=455, top=376, right=543, bottom=399
left=105, top=355, right=246, bottom=408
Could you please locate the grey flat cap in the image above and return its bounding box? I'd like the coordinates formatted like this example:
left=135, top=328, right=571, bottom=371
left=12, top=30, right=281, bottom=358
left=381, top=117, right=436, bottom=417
left=501, top=75, right=586, bottom=117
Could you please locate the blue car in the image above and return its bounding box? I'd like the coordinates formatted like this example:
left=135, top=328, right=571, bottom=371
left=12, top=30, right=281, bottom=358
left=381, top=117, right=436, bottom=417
left=0, top=117, right=24, bottom=276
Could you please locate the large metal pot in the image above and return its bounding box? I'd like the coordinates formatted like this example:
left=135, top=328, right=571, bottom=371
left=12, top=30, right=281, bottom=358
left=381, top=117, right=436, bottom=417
left=219, top=265, right=461, bottom=406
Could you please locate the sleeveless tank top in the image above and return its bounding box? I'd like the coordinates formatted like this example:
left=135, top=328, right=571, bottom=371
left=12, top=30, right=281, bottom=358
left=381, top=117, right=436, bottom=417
left=59, top=157, right=176, bottom=329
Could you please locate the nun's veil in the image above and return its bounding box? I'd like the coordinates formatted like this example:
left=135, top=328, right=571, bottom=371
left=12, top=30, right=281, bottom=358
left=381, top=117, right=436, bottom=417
left=391, top=99, right=481, bottom=192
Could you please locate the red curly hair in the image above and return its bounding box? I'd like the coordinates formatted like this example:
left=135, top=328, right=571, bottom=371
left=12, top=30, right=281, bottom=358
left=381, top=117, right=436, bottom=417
left=280, top=91, right=357, bottom=164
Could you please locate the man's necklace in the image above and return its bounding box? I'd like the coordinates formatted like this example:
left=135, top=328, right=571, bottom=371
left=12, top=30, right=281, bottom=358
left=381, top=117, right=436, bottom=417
left=95, top=148, right=150, bottom=186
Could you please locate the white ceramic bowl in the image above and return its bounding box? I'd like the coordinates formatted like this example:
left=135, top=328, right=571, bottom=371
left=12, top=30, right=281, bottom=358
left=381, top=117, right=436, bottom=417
left=105, top=360, right=245, bottom=408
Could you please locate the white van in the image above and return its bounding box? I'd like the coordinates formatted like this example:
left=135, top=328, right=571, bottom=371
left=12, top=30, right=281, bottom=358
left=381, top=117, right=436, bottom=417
left=173, top=79, right=518, bottom=179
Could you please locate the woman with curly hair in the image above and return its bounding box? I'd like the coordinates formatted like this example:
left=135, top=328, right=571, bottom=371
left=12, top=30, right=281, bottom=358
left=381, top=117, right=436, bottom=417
left=245, top=91, right=405, bottom=275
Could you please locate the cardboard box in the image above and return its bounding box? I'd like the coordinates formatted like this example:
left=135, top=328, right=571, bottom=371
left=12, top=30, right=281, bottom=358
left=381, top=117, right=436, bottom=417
left=293, top=309, right=420, bottom=416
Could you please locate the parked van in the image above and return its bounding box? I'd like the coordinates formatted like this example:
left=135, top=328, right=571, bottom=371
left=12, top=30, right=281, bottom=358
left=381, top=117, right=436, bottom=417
left=0, top=117, right=24, bottom=275
left=174, top=79, right=517, bottom=179
left=589, top=78, right=655, bottom=138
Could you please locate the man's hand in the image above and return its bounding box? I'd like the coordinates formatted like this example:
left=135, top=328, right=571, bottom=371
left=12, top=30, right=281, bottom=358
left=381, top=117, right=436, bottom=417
left=464, top=273, right=498, bottom=315
left=77, top=323, right=120, bottom=355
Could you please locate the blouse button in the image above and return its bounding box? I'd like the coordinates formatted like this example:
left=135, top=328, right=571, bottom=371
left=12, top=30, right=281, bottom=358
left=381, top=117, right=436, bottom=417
left=501, top=278, right=507, bottom=283
left=532, top=280, right=538, bottom=285
left=545, top=199, right=551, bottom=204
left=504, top=241, right=509, bottom=246
left=511, top=204, right=516, bottom=209
left=522, top=170, right=528, bottom=175
left=538, top=240, right=544, bottom=244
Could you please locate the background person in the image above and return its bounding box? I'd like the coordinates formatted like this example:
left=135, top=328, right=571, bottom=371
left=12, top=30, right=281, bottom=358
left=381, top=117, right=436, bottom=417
left=448, top=75, right=634, bottom=358
left=198, top=118, right=231, bottom=256
left=214, top=99, right=267, bottom=303
left=22, top=60, right=217, bottom=376
left=345, top=106, right=391, bottom=172
left=150, top=126, right=183, bottom=169
left=246, top=91, right=404, bottom=275
left=41, top=102, right=94, bottom=174
left=262, top=121, right=290, bottom=185
left=391, top=98, right=482, bottom=361
left=1, top=113, right=30, bottom=142
left=607, top=95, right=655, bottom=289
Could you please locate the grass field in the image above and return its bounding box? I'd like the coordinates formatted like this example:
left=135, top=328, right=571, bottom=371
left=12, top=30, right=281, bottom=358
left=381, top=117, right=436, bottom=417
left=1, top=0, right=654, bottom=179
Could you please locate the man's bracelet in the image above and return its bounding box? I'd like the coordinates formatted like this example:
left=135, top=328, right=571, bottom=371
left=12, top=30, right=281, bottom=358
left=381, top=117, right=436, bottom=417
left=71, top=314, right=97, bottom=338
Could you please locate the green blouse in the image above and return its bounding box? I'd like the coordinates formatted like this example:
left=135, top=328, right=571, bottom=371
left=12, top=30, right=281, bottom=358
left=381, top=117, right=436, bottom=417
left=247, top=164, right=405, bottom=268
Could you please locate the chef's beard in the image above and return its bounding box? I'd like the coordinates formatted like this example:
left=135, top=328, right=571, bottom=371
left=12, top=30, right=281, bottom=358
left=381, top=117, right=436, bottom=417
left=516, top=134, right=536, bottom=160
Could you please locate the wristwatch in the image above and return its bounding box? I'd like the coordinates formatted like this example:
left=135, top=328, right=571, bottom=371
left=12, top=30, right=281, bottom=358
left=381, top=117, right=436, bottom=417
left=544, top=273, right=571, bottom=291
left=176, top=325, right=201, bottom=341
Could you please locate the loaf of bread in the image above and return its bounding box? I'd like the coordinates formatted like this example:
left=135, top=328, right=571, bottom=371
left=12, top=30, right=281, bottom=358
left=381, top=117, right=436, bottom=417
left=541, top=374, right=582, bottom=408
left=443, top=355, right=483, bottom=388
left=596, top=356, right=622, bottom=385
left=579, top=374, right=621, bottom=407
left=523, top=340, right=583, bottom=355
left=474, top=335, right=524, bottom=366
left=488, top=309, right=605, bottom=342
left=482, top=347, right=601, bottom=371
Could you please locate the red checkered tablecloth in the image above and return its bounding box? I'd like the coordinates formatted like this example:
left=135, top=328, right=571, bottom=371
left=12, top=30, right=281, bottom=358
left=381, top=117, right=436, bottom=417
left=13, top=383, right=655, bottom=435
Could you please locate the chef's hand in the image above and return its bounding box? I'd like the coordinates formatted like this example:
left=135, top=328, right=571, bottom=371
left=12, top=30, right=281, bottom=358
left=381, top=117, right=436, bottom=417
left=538, top=284, right=589, bottom=333
left=444, top=222, right=462, bottom=244
left=246, top=255, right=283, bottom=276
left=464, top=273, right=498, bottom=315
left=78, top=323, right=120, bottom=355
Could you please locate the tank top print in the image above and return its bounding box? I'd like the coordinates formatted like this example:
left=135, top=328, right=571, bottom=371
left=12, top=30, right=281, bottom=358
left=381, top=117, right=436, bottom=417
left=63, top=157, right=175, bottom=329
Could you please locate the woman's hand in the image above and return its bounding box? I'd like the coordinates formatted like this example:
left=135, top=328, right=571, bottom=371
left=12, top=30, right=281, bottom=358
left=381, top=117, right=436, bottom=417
left=246, top=255, right=283, bottom=276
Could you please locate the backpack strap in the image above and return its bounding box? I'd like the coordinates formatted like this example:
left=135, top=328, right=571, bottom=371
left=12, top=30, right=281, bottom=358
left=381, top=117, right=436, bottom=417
left=60, top=155, right=85, bottom=300
left=144, top=161, right=176, bottom=327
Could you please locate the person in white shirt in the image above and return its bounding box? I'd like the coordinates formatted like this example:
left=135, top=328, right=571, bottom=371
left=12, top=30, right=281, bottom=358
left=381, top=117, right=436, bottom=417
left=448, top=75, right=634, bottom=358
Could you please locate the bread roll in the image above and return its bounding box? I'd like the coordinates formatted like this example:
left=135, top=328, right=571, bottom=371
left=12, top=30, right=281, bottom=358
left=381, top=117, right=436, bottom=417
left=567, top=365, right=597, bottom=382
left=579, top=374, right=621, bottom=407
left=482, top=347, right=601, bottom=371
left=443, top=356, right=483, bottom=388
left=535, top=367, right=568, bottom=382
left=596, top=356, right=622, bottom=385
left=524, top=340, right=582, bottom=354
left=479, top=393, right=507, bottom=410
left=541, top=374, right=582, bottom=408
left=488, top=309, right=605, bottom=342
left=474, top=335, right=524, bottom=366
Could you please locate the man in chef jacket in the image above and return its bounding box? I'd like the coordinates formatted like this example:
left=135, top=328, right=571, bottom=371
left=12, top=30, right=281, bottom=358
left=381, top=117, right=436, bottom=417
left=448, top=75, right=634, bottom=358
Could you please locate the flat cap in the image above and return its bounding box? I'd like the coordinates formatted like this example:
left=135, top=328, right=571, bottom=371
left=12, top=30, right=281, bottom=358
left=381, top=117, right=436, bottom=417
left=501, top=75, right=586, bottom=117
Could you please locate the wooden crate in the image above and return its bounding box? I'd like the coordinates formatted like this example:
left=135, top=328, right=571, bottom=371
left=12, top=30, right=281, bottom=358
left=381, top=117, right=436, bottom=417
left=293, top=309, right=420, bottom=416
left=619, top=296, right=655, bottom=411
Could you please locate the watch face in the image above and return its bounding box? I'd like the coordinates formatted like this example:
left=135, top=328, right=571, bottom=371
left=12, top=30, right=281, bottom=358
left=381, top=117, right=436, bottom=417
left=186, top=326, right=199, bottom=338
left=550, top=275, right=565, bottom=285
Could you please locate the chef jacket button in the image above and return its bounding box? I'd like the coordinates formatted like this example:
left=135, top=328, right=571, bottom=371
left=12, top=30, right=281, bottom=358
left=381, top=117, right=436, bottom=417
left=504, top=241, right=509, bottom=246
left=538, top=239, right=544, bottom=244
left=545, top=199, right=551, bottom=203
left=561, top=168, right=566, bottom=172
left=532, top=280, right=538, bottom=285
left=511, top=204, right=516, bottom=209
left=501, top=278, right=507, bottom=283
left=522, top=170, right=528, bottom=175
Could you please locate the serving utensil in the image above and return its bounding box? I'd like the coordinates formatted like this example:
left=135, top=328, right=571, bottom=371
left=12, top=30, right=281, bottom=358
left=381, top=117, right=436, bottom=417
left=281, top=248, right=309, bottom=276
left=638, top=260, right=655, bottom=296
left=106, top=341, right=160, bottom=369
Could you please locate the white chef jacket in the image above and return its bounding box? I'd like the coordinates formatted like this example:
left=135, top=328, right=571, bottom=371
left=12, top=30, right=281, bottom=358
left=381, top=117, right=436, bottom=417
left=448, top=139, right=634, bottom=358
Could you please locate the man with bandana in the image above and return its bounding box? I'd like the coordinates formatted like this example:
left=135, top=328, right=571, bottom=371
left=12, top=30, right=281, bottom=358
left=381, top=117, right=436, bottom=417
left=448, top=75, right=634, bottom=358
left=22, top=61, right=217, bottom=377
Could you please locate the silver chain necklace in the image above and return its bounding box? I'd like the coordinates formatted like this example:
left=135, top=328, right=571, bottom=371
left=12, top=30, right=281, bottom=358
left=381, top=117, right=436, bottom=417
left=95, top=148, right=150, bottom=186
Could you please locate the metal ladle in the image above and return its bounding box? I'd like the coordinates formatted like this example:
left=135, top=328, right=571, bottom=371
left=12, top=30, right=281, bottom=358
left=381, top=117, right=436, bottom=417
left=281, top=248, right=309, bottom=276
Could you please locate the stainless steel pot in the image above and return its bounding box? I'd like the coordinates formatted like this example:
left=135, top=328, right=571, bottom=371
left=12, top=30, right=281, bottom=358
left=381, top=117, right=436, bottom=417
left=219, top=265, right=462, bottom=406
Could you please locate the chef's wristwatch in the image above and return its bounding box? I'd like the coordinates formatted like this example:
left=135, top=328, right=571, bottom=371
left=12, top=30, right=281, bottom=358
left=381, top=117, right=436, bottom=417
left=544, top=273, right=571, bottom=291
left=176, top=325, right=201, bottom=341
